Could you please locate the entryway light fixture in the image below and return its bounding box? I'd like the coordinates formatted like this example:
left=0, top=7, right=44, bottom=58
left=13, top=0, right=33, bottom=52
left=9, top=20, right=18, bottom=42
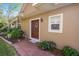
left=41, top=18, right=43, bottom=22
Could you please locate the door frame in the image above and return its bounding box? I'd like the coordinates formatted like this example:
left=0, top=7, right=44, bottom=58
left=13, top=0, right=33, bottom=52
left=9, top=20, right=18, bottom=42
left=29, top=18, right=40, bottom=42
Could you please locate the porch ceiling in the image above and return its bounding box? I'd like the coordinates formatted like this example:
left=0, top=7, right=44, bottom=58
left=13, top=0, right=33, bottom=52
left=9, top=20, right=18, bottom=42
left=22, top=3, right=71, bottom=18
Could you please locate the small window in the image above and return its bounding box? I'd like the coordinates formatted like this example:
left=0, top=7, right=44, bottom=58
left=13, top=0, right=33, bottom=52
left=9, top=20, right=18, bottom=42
left=48, top=14, right=63, bottom=33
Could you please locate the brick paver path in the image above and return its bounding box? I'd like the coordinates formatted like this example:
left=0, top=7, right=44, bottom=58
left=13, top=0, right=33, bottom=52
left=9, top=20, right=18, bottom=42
left=13, top=39, right=53, bottom=56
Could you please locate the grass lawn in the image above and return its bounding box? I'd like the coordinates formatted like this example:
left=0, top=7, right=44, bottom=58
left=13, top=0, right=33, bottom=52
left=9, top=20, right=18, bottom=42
left=0, top=39, right=17, bottom=56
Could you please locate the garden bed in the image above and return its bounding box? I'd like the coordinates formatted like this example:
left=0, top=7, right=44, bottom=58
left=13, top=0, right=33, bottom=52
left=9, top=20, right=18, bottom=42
left=6, top=37, right=25, bottom=44
left=51, top=48, right=63, bottom=56
left=6, top=38, right=19, bottom=43
left=37, top=40, right=79, bottom=56
left=0, top=27, right=24, bottom=44
left=0, top=35, right=16, bottom=44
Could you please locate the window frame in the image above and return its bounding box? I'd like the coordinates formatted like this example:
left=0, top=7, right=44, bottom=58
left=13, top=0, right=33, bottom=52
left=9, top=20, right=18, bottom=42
left=48, top=13, right=63, bottom=33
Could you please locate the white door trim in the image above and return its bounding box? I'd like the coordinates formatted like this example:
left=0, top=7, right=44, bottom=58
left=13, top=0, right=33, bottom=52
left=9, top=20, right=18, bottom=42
left=29, top=18, right=40, bottom=43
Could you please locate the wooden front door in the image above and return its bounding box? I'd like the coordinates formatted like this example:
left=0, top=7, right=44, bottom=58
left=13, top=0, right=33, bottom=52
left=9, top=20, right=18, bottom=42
left=31, top=19, right=39, bottom=39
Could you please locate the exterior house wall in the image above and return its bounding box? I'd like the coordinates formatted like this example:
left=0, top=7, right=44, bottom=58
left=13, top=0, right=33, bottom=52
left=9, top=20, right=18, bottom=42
left=20, top=4, right=79, bottom=51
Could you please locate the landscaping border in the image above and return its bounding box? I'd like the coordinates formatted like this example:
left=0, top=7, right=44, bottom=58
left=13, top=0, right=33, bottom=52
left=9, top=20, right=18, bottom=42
left=0, top=36, right=12, bottom=45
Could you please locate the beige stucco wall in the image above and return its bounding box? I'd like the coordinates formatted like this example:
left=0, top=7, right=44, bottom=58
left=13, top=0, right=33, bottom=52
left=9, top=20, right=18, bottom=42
left=21, top=4, right=79, bottom=51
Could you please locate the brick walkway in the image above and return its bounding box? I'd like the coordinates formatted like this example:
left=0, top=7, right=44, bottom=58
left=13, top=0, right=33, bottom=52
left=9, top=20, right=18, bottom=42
left=13, top=39, right=53, bottom=56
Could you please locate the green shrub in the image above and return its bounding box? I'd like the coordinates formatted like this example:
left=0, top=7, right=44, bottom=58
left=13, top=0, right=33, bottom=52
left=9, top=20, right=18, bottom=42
left=62, top=46, right=79, bottom=56
left=0, top=23, right=4, bottom=28
left=38, top=41, right=56, bottom=51
left=0, top=27, right=8, bottom=32
left=10, top=28, right=23, bottom=39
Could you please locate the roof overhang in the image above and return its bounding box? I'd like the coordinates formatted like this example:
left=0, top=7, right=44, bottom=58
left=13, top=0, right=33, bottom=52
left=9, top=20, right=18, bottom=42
left=22, top=3, right=71, bottom=18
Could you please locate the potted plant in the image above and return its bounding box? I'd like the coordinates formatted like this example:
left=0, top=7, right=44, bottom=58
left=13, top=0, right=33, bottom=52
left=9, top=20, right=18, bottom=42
left=5, top=28, right=23, bottom=43
left=7, top=33, right=11, bottom=39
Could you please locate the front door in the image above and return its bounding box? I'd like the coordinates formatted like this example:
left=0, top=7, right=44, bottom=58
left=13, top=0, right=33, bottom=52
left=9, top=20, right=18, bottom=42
left=31, top=19, right=39, bottom=40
